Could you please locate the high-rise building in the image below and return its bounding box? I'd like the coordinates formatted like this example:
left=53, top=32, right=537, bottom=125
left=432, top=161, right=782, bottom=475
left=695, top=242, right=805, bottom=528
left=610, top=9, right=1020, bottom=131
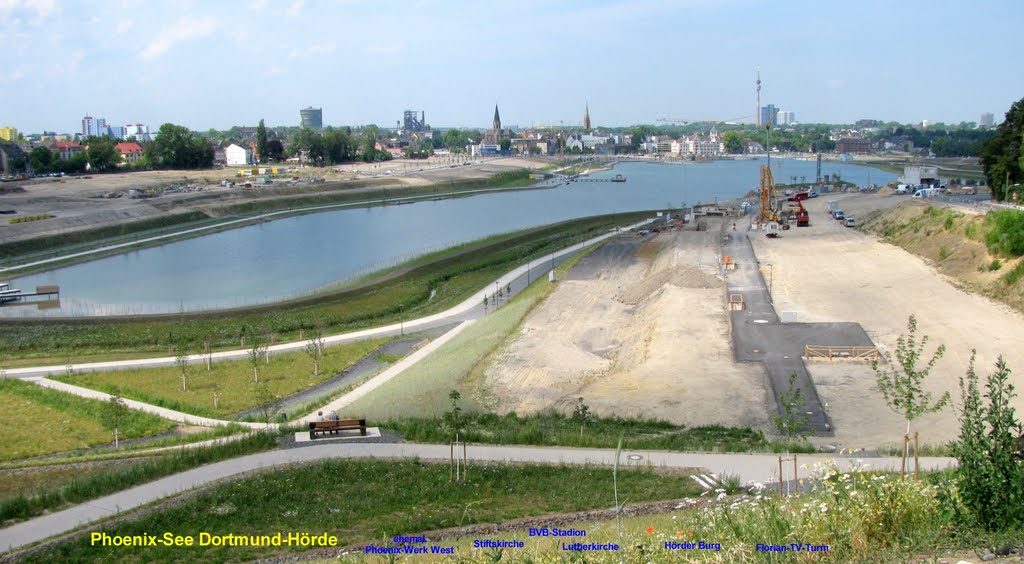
left=759, top=104, right=778, bottom=126
left=81, top=115, right=108, bottom=137
left=0, top=126, right=17, bottom=141
left=300, top=107, right=323, bottom=129
left=777, top=110, right=795, bottom=125
left=980, top=113, right=994, bottom=127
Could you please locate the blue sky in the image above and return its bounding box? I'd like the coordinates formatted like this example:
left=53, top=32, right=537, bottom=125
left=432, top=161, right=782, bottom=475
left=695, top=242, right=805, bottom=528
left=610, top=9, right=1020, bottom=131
left=2, top=0, right=1022, bottom=133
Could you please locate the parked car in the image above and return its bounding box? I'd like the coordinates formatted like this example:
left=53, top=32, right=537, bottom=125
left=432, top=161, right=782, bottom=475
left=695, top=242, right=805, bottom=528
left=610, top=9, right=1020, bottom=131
left=832, top=209, right=845, bottom=220
left=844, top=217, right=857, bottom=227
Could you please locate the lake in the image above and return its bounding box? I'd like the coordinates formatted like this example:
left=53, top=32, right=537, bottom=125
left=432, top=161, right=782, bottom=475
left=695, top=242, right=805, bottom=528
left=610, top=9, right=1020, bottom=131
left=3, top=158, right=894, bottom=317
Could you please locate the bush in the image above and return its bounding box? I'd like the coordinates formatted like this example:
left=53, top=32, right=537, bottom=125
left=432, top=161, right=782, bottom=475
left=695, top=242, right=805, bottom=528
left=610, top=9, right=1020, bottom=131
left=953, top=354, right=1024, bottom=530
left=1004, top=260, right=1024, bottom=285
left=984, top=210, right=1024, bottom=257
left=938, top=245, right=952, bottom=260
left=989, top=258, right=1003, bottom=271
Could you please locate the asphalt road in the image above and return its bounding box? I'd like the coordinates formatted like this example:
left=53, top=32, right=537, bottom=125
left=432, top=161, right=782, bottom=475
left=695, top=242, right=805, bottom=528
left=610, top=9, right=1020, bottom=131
left=723, top=227, right=878, bottom=435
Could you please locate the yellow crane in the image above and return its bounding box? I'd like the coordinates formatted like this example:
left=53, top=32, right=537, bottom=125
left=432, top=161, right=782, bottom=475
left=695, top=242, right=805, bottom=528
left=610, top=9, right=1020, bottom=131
left=757, top=108, right=782, bottom=230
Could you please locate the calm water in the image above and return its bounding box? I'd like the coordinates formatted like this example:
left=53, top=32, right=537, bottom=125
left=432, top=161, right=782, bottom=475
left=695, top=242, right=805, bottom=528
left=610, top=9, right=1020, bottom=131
left=4, top=159, right=893, bottom=317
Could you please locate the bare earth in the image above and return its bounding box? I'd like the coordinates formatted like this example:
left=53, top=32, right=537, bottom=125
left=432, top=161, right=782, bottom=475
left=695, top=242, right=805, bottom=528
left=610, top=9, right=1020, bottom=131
left=485, top=223, right=773, bottom=429
left=0, top=156, right=549, bottom=244
left=750, top=192, right=1024, bottom=447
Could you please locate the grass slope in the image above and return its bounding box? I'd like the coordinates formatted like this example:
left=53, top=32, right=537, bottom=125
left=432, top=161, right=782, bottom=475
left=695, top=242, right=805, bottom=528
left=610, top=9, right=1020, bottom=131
left=0, top=379, right=173, bottom=461
left=26, top=459, right=701, bottom=562
left=53, top=338, right=389, bottom=419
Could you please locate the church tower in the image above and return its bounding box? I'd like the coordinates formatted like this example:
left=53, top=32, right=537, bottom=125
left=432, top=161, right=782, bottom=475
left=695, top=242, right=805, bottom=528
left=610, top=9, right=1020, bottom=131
left=583, top=102, right=591, bottom=131
left=492, top=105, right=501, bottom=132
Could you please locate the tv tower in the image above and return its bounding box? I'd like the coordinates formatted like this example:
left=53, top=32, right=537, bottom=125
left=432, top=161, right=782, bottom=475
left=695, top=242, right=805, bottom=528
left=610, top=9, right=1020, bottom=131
left=755, top=68, right=762, bottom=127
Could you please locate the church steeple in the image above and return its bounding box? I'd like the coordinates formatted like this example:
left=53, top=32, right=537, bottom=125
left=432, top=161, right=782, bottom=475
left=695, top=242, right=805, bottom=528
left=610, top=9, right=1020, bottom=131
left=583, top=102, right=591, bottom=131
left=492, top=104, right=501, bottom=131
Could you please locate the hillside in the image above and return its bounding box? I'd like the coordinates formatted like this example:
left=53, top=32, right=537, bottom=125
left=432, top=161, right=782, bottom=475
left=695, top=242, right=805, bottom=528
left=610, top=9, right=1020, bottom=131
left=860, top=201, right=1024, bottom=313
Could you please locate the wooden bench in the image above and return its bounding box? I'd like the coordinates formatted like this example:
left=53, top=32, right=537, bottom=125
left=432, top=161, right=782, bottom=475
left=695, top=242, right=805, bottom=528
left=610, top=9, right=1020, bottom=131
left=309, top=418, right=367, bottom=440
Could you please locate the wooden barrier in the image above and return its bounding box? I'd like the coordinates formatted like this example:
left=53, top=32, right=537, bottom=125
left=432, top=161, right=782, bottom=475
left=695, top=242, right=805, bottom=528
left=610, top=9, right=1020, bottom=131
left=805, top=344, right=879, bottom=362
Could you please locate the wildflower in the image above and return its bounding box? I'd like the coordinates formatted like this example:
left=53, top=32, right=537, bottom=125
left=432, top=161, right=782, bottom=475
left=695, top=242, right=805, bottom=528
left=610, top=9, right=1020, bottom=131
left=646, top=526, right=655, bottom=535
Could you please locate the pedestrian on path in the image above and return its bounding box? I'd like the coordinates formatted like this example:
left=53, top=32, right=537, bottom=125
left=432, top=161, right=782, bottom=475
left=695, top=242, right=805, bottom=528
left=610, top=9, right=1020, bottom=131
left=316, top=411, right=325, bottom=422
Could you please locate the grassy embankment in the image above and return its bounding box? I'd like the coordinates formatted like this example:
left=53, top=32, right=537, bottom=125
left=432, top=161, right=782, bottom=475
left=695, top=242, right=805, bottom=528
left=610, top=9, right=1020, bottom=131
left=0, top=432, right=277, bottom=526
left=0, top=212, right=647, bottom=365
left=51, top=338, right=389, bottom=419
left=0, top=379, right=173, bottom=461
left=22, top=459, right=703, bottom=562
left=861, top=202, right=1024, bottom=311
left=0, top=170, right=538, bottom=273
left=346, top=242, right=811, bottom=454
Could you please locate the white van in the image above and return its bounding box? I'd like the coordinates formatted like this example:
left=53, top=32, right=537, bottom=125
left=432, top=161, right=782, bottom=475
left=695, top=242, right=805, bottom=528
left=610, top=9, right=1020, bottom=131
left=912, top=188, right=935, bottom=198
left=895, top=184, right=910, bottom=194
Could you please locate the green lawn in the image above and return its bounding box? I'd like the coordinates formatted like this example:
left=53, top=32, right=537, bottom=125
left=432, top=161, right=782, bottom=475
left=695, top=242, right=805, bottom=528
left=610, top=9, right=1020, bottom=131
left=0, top=379, right=174, bottom=461
left=27, top=459, right=702, bottom=562
left=54, top=338, right=389, bottom=419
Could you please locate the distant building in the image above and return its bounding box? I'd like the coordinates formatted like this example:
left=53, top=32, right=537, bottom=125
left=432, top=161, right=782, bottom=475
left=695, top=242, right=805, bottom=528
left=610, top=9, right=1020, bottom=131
left=224, top=143, right=253, bottom=166
left=300, top=107, right=323, bottom=129
left=124, top=124, right=151, bottom=141
left=583, top=103, right=591, bottom=131
left=777, top=110, right=795, bottom=125
left=82, top=115, right=108, bottom=137
left=114, top=142, right=144, bottom=165
left=902, top=165, right=939, bottom=187
left=980, top=113, right=994, bottom=127
left=401, top=110, right=428, bottom=132
left=759, top=104, right=778, bottom=126
left=0, top=126, right=18, bottom=141
left=51, top=140, right=84, bottom=160
left=835, top=137, right=872, bottom=154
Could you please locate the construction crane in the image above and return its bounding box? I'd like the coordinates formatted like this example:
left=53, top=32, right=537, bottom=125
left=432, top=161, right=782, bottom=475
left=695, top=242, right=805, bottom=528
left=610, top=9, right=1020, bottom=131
left=757, top=108, right=782, bottom=232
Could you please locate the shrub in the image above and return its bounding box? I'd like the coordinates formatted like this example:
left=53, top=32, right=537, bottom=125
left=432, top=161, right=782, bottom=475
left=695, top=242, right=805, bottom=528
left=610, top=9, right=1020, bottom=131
left=952, top=353, right=1024, bottom=529
left=1004, top=260, right=1024, bottom=285
left=965, top=223, right=978, bottom=239
left=984, top=209, right=1024, bottom=257
left=989, top=258, right=1003, bottom=271
left=944, top=215, right=956, bottom=230
left=938, top=245, right=952, bottom=260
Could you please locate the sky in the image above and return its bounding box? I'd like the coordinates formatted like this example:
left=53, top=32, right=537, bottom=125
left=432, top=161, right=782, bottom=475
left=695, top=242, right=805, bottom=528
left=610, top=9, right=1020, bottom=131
left=2, top=0, right=1022, bottom=133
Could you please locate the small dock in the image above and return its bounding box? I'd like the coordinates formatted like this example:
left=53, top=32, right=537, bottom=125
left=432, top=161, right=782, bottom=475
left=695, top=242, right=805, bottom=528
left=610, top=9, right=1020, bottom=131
left=0, top=284, right=60, bottom=305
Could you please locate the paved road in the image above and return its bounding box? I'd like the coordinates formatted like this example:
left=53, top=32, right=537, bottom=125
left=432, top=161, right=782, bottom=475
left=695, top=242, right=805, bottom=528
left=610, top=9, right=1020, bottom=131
left=0, top=441, right=955, bottom=552
left=723, top=226, right=878, bottom=435
left=5, top=220, right=651, bottom=379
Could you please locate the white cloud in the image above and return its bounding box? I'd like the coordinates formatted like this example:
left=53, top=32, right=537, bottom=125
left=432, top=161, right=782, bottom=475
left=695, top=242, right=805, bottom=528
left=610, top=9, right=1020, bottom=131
left=263, top=66, right=282, bottom=76
left=288, top=41, right=335, bottom=59
left=285, top=0, right=303, bottom=18
left=364, top=42, right=403, bottom=55
left=0, top=0, right=59, bottom=18
left=249, top=0, right=268, bottom=11
left=827, top=79, right=845, bottom=89
left=139, top=15, right=217, bottom=60
left=116, top=19, right=134, bottom=34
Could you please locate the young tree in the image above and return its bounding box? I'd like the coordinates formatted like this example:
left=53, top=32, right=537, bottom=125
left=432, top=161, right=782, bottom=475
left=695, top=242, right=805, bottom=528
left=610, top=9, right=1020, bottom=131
left=572, top=397, right=592, bottom=438
left=304, top=328, right=325, bottom=377
left=953, top=352, right=1024, bottom=529
left=251, top=382, right=283, bottom=428
left=174, top=344, right=190, bottom=392
left=248, top=339, right=268, bottom=383
left=773, top=372, right=811, bottom=441
left=101, top=395, right=130, bottom=448
left=442, top=390, right=465, bottom=440
left=872, top=314, right=951, bottom=434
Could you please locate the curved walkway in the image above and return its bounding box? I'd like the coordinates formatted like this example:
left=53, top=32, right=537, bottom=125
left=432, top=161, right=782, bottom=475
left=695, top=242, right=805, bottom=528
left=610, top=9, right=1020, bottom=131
left=0, top=442, right=956, bottom=552
left=5, top=220, right=649, bottom=379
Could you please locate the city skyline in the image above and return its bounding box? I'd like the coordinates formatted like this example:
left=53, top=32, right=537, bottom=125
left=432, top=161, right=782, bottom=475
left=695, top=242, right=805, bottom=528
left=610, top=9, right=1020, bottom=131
left=2, top=0, right=1022, bottom=133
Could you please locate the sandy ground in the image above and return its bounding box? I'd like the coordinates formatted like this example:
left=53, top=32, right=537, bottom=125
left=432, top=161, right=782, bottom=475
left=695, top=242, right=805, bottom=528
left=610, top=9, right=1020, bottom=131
left=485, top=224, right=773, bottom=429
left=0, top=156, right=550, bottom=244
left=750, top=192, right=1024, bottom=447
